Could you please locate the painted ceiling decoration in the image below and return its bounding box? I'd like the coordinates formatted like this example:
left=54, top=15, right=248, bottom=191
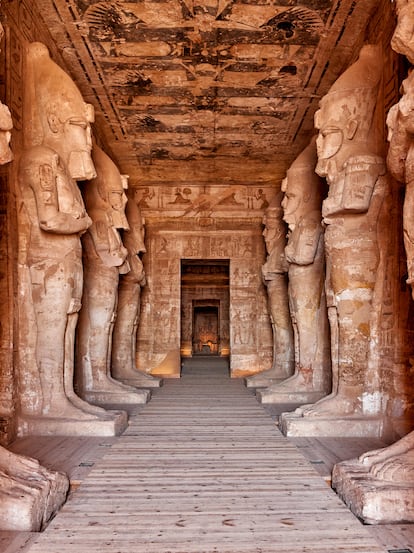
left=36, top=0, right=378, bottom=192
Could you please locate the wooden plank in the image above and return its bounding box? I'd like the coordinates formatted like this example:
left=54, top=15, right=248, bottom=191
left=1, top=364, right=389, bottom=553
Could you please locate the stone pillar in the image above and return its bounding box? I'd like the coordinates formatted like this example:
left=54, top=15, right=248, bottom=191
left=18, top=42, right=127, bottom=437
left=111, top=191, right=162, bottom=388
left=258, top=138, right=331, bottom=404
left=245, top=193, right=294, bottom=388
left=76, top=146, right=150, bottom=405
left=0, top=37, right=69, bottom=531
left=331, top=1, right=414, bottom=523
left=281, top=45, right=389, bottom=438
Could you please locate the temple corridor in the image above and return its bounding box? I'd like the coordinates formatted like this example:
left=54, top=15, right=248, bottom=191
left=3, top=359, right=413, bottom=553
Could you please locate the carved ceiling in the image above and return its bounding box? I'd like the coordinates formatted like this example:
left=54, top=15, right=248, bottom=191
left=36, top=0, right=379, bottom=192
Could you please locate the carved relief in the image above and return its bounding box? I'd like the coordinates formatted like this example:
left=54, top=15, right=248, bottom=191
left=135, top=184, right=277, bottom=217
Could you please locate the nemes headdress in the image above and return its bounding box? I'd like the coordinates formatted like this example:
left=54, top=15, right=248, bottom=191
left=286, top=137, right=323, bottom=205
left=315, top=45, right=382, bottom=138
left=25, top=42, right=94, bottom=147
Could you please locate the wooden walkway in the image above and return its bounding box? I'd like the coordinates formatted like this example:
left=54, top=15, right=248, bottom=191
left=12, top=361, right=392, bottom=553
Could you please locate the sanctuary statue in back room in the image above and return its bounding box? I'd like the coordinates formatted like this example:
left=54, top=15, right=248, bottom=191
left=332, top=0, right=414, bottom=524
left=75, top=145, right=150, bottom=405
left=257, top=138, right=331, bottom=406
left=111, top=190, right=162, bottom=388
left=18, top=42, right=127, bottom=437
left=245, top=193, right=294, bottom=388
left=280, top=44, right=389, bottom=438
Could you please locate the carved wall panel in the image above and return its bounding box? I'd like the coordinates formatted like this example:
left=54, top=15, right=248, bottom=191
left=137, top=220, right=272, bottom=377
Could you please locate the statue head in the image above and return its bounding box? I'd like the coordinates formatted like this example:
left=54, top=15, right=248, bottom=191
left=262, top=191, right=286, bottom=255
left=86, top=145, right=129, bottom=230
left=281, top=137, right=322, bottom=230
left=25, top=42, right=96, bottom=180
left=314, top=45, right=382, bottom=179
left=391, top=0, right=414, bottom=63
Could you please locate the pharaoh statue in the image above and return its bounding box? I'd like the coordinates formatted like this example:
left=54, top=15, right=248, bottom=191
left=0, top=42, right=68, bottom=531
left=111, top=190, right=162, bottom=388
left=331, top=2, right=414, bottom=524
left=75, top=145, right=150, bottom=405
left=18, top=42, right=127, bottom=436
left=246, top=193, right=294, bottom=388
left=282, top=44, right=388, bottom=428
left=258, top=138, right=331, bottom=404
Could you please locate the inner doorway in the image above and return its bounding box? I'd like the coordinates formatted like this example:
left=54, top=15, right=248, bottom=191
left=193, top=303, right=219, bottom=355
left=180, top=259, right=230, bottom=359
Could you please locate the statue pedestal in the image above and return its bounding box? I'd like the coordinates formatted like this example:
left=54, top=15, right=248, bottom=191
left=332, top=459, right=414, bottom=524
left=257, top=388, right=327, bottom=405
left=280, top=411, right=385, bottom=438
left=83, top=387, right=150, bottom=406
left=245, top=371, right=286, bottom=388
left=18, top=410, right=128, bottom=437
left=0, top=469, right=69, bottom=531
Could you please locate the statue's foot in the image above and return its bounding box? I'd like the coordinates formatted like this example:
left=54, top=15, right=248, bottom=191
left=301, top=394, right=360, bottom=418
left=42, top=399, right=104, bottom=421
left=359, top=446, right=392, bottom=467
left=66, top=391, right=110, bottom=416
left=368, top=450, right=414, bottom=484
left=294, top=402, right=315, bottom=415
left=270, top=370, right=316, bottom=393
left=85, top=375, right=141, bottom=395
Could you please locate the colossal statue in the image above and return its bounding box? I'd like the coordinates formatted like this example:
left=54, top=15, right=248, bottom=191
left=258, top=138, right=331, bottom=404
left=18, top=42, right=127, bottom=436
left=294, top=45, right=387, bottom=419
left=331, top=1, right=414, bottom=524
left=245, top=193, right=294, bottom=388
left=0, top=41, right=68, bottom=531
left=76, top=146, right=150, bottom=404
left=111, top=191, right=162, bottom=388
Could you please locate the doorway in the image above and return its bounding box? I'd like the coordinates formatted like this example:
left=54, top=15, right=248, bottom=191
left=180, top=259, right=230, bottom=359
